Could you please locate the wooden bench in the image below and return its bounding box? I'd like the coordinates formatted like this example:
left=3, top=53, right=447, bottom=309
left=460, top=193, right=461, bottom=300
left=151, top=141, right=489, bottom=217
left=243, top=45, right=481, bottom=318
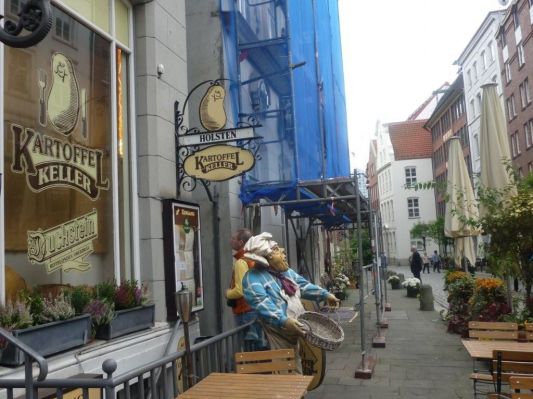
left=234, top=349, right=297, bottom=374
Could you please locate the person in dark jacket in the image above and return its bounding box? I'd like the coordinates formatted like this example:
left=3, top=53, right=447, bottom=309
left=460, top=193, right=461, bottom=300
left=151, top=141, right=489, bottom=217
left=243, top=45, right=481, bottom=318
left=410, top=246, right=423, bottom=281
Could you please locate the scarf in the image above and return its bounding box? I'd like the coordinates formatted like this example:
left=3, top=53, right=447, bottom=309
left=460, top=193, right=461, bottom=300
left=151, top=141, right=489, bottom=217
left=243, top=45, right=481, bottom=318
left=268, top=270, right=297, bottom=297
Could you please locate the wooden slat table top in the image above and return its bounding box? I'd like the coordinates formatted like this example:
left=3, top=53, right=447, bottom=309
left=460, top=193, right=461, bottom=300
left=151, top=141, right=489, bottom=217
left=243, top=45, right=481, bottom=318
left=462, top=339, right=533, bottom=359
left=178, top=372, right=314, bottom=398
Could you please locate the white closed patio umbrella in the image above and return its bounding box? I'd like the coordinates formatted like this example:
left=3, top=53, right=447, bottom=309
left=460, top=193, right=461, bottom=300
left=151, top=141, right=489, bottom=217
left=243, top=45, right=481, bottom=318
left=479, top=83, right=517, bottom=211
left=445, top=137, right=480, bottom=268
left=479, top=83, right=517, bottom=306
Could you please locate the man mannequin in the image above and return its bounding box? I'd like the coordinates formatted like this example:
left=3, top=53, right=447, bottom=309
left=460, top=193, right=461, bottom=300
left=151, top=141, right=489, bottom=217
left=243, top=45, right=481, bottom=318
left=242, top=232, right=339, bottom=370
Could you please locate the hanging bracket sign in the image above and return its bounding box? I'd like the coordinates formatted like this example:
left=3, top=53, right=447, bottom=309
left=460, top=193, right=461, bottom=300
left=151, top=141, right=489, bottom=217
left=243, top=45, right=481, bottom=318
left=174, top=79, right=261, bottom=192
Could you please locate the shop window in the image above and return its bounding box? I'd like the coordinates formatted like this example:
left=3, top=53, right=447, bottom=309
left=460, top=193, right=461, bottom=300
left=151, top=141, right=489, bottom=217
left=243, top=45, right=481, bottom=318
left=2, top=3, right=134, bottom=296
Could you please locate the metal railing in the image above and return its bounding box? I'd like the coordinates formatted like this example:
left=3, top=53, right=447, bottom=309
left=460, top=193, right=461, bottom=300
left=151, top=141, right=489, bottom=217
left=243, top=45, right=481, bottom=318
left=0, top=321, right=254, bottom=399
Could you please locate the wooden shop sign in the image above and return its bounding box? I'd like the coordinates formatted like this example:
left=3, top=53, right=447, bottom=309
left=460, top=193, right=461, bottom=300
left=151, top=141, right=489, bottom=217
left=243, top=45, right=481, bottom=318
left=183, top=145, right=255, bottom=182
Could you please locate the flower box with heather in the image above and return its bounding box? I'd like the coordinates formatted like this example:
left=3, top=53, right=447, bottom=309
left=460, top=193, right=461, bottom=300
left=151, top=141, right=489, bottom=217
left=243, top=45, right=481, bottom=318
left=0, top=292, right=90, bottom=366
left=86, top=280, right=154, bottom=340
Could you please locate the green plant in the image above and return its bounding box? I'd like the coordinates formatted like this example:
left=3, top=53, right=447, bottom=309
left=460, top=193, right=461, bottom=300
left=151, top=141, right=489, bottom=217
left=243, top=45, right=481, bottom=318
left=95, top=280, right=117, bottom=304
left=68, top=285, right=94, bottom=315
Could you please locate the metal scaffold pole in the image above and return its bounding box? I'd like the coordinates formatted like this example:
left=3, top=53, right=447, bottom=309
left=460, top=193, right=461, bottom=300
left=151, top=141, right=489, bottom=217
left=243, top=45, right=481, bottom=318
left=354, top=171, right=376, bottom=379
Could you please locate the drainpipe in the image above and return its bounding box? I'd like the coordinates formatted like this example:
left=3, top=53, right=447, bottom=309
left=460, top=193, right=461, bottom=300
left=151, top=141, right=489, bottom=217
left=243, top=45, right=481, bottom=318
left=201, top=181, right=223, bottom=333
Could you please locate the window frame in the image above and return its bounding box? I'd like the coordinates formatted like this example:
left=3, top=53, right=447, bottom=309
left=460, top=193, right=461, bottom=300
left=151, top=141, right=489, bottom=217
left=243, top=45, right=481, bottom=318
left=404, top=167, right=417, bottom=188
left=407, top=197, right=420, bottom=219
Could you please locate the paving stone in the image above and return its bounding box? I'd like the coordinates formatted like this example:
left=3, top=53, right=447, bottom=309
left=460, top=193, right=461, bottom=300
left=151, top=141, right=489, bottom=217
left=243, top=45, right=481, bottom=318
left=305, top=265, right=474, bottom=399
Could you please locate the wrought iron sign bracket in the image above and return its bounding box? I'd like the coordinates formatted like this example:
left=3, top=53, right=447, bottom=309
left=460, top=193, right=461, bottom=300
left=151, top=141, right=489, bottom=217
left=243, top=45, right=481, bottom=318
left=0, top=0, right=52, bottom=48
left=174, top=79, right=263, bottom=195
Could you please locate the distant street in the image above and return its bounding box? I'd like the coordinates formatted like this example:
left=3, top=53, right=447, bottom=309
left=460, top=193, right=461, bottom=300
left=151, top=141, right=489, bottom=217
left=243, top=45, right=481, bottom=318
left=386, top=265, right=448, bottom=312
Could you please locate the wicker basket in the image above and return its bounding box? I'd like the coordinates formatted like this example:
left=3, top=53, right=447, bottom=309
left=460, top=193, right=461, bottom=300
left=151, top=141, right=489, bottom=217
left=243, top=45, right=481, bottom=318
left=297, top=311, right=344, bottom=351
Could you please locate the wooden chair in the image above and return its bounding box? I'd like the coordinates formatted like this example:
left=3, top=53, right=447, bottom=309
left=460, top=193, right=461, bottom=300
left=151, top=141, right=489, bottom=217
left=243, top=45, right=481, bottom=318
left=509, top=375, right=533, bottom=398
left=234, top=349, right=297, bottom=374
left=524, top=324, right=533, bottom=341
left=468, top=321, right=519, bottom=340
left=492, top=350, right=533, bottom=397
left=469, top=322, right=519, bottom=398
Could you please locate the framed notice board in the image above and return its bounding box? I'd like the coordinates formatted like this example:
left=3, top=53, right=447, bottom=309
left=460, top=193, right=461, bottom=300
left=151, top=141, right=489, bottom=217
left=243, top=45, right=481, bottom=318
left=163, top=199, right=204, bottom=321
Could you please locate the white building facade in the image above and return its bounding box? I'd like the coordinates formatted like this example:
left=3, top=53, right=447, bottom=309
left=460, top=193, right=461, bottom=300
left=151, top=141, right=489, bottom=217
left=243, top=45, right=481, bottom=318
left=455, top=10, right=506, bottom=177
left=376, top=121, right=438, bottom=266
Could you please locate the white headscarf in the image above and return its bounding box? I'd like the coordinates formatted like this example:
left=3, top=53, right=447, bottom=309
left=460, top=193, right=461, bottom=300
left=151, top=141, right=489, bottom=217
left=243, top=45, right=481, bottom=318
left=243, top=232, right=277, bottom=266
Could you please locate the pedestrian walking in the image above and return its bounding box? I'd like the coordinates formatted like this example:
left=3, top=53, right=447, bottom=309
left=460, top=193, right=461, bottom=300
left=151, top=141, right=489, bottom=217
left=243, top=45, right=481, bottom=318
left=410, top=246, right=422, bottom=281
left=431, top=250, right=441, bottom=273
left=422, top=252, right=430, bottom=274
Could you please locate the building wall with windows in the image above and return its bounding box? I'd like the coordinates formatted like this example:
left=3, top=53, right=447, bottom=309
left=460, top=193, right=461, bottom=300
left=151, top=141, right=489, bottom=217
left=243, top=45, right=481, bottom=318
left=425, top=75, right=470, bottom=220
left=497, top=0, right=533, bottom=176
left=456, top=10, right=506, bottom=177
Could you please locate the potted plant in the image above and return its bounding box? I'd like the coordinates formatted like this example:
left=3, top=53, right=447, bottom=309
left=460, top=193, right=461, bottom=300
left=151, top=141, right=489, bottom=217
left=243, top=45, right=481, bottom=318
left=87, top=280, right=154, bottom=340
left=402, top=278, right=421, bottom=298
left=0, top=292, right=91, bottom=366
left=329, top=273, right=350, bottom=300
left=387, top=275, right=401, bottom=290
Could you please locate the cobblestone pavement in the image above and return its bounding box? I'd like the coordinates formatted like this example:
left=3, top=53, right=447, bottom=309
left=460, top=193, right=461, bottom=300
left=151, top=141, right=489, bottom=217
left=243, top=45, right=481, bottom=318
left=305, top=284, right=474, bottom=399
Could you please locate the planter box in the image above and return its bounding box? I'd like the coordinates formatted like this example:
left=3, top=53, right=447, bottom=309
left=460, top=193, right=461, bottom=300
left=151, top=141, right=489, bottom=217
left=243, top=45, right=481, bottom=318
left=96, top=304, right=155, bottom=340
left=390, top=281, right=401, bottom=290
left=1, top=314, right=91, bottom=367
left=406, top=287, right=419, bottom=298
left=333, top=291, right=347, bottom=300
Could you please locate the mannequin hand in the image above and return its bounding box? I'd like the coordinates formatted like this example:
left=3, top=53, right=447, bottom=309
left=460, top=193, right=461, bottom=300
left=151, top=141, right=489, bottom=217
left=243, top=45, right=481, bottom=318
left=326, top=294, right=340, bottom=307
left=283, top=318, right=306, bottom=337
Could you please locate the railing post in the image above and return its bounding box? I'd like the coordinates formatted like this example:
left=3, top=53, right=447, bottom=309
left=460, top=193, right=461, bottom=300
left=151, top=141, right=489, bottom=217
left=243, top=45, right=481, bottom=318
left=102, top=359, right=117, bottom=399
left=24, top=354, right=34, bottom=399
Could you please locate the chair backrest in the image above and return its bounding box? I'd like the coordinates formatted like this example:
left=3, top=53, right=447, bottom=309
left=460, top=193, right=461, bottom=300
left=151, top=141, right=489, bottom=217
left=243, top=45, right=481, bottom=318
left=524, top=323, right=533, bottom=341
left=469, top=321, right=519, bottom=340
left=510, top=375, right=533, bottom=398
left=493, top=350, right=533, bottom=394
left=234, top=349, right=297, bottom=374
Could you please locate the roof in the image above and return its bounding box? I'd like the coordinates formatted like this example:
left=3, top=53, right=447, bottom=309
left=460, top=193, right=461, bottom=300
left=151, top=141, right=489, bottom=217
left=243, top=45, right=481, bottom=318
left=386, top=120, right=433, bottom=160
left=407, top=82, right=450, bottom=121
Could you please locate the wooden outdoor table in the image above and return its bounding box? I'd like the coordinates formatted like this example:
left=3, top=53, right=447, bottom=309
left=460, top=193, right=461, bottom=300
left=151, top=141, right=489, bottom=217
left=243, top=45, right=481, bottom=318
left=178, top=372, right=314, bottom=398
left=462, top=339, right=533, bottom=360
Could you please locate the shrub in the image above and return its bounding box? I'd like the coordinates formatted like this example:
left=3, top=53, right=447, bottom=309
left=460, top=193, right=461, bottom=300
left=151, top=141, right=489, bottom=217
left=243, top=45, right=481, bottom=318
left=469, top=278, right=510, bottom=321
left=68, top=285, right=94, bottom=315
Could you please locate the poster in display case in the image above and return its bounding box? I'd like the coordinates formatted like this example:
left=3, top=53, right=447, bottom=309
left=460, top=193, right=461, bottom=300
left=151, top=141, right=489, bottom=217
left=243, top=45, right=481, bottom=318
left=163, top=200, right=204, bottom=320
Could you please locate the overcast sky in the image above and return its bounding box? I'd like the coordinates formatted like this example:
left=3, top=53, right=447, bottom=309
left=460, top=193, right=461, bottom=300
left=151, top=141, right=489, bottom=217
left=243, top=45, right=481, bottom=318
left=338, top=0, right=507, bottom=171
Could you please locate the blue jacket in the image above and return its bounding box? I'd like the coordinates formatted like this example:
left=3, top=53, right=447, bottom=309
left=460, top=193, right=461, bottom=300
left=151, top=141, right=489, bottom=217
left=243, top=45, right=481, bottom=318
left=243, top=268, right=330, bottom=329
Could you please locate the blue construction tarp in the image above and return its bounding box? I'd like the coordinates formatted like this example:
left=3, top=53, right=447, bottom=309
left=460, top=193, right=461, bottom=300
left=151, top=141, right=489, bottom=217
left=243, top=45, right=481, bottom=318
left=221, top=0, right=350, bottom=219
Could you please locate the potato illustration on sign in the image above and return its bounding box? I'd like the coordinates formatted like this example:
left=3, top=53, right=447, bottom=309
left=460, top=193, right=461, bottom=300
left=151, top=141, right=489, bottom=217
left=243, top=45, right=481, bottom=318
left=199, top=84, right=227, bottom=131
left=47, top=53, right=80, bottom=135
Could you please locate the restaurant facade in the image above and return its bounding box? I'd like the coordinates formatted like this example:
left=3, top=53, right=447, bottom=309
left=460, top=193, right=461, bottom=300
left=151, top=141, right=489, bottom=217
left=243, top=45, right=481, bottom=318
left=0, top=0, right=353, bottom=381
